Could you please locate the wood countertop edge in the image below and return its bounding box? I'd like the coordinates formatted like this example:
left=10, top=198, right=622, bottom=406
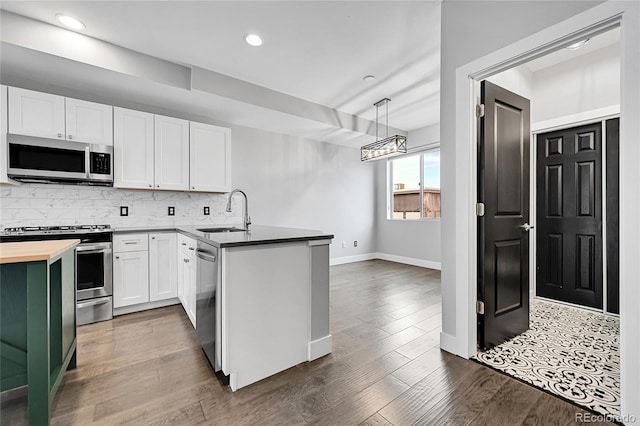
left=0, top=239, right=81, bottom=264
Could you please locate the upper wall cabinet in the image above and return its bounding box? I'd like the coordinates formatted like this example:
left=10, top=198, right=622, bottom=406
left=1, top=85, right=16, bottom=185
left=8, top=87, right=65, bottom=140
left=154, top=115, right=189, bottom=191
left=114, top=108, right=190, bottom=191
left=114, top=107, right=155, bottom=189
left=190, top=122, right=231, bottom=192
left=8, top=87, right=114, bottom=146
left=65, top=98, right=113, bottom=145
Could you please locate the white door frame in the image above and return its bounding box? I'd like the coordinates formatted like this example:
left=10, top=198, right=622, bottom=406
left=448, top=2, right=640, bottom=421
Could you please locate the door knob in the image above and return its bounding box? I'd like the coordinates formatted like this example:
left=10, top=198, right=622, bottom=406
left=519, top=223, right=534, bottom=231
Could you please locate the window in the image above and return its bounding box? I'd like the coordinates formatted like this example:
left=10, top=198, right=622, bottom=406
left=389, top=149, right=441, bottom=220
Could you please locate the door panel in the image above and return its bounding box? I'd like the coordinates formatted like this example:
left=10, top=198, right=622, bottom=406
left=536, top=122, right=602, bottom=308
left=478, top=80, right=531, bottom=350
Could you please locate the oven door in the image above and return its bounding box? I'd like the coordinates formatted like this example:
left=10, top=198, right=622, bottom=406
left=76, top=242, right=113, bottom=300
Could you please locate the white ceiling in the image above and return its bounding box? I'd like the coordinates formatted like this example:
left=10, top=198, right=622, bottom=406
left=0, top=1, right=443, bottom=140
left=522, top=27, right=620, bottom=73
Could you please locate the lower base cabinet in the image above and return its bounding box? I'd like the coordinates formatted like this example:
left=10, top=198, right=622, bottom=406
left=113, top=232, right=177, bottom=310
left=113, top=250, right=149, bottom=308
left=177, top=234, right=197, bottom=328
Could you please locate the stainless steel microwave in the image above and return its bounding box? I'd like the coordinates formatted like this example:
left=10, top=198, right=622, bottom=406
left=7, top=135, right=113, bottom=185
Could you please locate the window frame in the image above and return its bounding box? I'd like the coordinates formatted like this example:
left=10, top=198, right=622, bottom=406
left=387, top=146, right=441, bottom=222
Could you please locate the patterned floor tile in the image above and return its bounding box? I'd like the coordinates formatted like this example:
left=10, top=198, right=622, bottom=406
left=474, top=299, right=620, bottom=416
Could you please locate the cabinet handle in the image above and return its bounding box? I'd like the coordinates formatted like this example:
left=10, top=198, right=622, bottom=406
left=149, top=184, right=152, bottom=188
left=115, top=256, right=120, bottom=259
left=189, top=247, right=194, bottom=250
left=68, top=134, right=73, bottom=139
left=124, top=241, right=137, bottom=245
left=57, top=133, right=63, bottom=138
left=181, top=243, right=187, bottom=246
left=151, top=236, right=155, bottom=240
left=192, top=186, right=195, bottom=190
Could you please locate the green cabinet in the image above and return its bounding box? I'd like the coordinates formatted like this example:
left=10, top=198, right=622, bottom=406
left=0, top=246, right=77, bottom=425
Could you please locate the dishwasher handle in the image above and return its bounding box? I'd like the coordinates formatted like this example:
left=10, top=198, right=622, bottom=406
left=196, top=249, right=217, bottom=263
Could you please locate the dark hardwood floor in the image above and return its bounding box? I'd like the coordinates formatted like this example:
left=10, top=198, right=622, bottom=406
left=1, top=260, right=611, bottom=425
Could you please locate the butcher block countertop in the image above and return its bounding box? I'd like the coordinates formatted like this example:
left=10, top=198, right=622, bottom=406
left=0, top=239, right=80, bottom=264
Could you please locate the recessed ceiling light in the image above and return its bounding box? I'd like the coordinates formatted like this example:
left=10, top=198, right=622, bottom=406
left=565, top=39, right=590, bottom=50
left=363, top=75, right=376, bottom=82
left=56, top=14, right=85, bottom=30
left=244, top=34, right=263, bottom=47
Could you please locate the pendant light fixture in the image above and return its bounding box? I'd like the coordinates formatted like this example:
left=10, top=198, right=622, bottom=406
left=360, top=98, right=407, bottom=161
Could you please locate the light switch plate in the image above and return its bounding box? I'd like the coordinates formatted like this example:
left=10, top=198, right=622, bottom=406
left=204, top=206, right=210, bottom=215
left=168, top=206, right=175, bottom=216
left=120, top=206, right=128, bottom=216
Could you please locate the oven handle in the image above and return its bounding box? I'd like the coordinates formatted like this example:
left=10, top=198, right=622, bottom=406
left=77, top=298, right=111, bottom=308
left=76, top=243, right=112, bottom=252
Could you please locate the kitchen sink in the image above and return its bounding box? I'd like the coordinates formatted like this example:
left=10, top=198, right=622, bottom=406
left=197, top=227, right=246, bottom=233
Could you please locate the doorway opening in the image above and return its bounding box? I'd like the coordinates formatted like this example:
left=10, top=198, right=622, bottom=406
left=474, top=27, right=621, bottom=417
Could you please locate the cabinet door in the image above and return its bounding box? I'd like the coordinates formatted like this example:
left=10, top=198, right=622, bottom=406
left=113, top=107, right=154, bottom=189
left=189, top=122, right=231, bottom=192
left=8, top=87, right=65, bottom=139
left=177, top=253, right=185, bottom=305
left=154, top=115, right=189, bottom=190
left=65, top=98, right=113, bottom=145
left=0, top=85, right=12, bottom=184
left=113, top=251, right=149, bottom=308
left=186, top=254, right=197, bottom=328
left=149, top=233, right=178, bottom=302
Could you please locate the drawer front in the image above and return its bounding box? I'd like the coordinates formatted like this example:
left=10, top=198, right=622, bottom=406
left=114, top=233, right=149, bottom=252
left=178, top=233, right=197, bottom=253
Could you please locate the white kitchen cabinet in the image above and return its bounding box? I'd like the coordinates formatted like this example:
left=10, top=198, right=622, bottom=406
left=113, top=250, right=150, bottom=308
left=8, top=87, right=65, bottom=140
left=1, top=85, right=17, bottom=185
left=65, top=98, right=113, bottom=145
left=113, top=107, right=155, bottom=189
left=149, top=233, right=178, bottom=302
left=189, top=122, right=231, bottom=193
left=154, top=115, right=189, bottom=190
left=177, top=234, right=197, bottom=328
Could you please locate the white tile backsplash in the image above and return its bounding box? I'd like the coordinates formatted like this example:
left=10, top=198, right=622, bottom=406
left=0, top=183, right=242, bottom=229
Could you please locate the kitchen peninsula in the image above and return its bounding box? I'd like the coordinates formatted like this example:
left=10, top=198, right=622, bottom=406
left=115, top=225, right=333, bottom=391
left=0, top=239, right=79, bottom=425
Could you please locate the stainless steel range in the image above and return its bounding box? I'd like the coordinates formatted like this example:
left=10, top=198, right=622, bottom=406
left=1, top=225, right=113, bottom=325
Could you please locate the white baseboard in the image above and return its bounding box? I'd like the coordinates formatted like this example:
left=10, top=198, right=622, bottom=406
left=330, top=253, right=377, bottom=266
left=308, top=334, right=332, bottom=361
left=375, top=252, right=441, bottom=270
left=113, top=298, right=180, bottom=316
left=330, top=252, right=441, bottom=270
left=440, top=331, right=459, bottom=356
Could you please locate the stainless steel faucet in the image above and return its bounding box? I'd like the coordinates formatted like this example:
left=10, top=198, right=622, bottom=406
left=226, top=189, right=251, bottom=230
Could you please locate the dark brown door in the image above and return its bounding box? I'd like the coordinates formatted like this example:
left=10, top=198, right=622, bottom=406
left=536, top=122, right=603, bottom=309
left=478, top=81, right=531, bottom=350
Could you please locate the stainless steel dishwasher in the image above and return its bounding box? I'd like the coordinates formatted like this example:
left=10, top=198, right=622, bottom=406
left=195, top=241, right=221, bottom=372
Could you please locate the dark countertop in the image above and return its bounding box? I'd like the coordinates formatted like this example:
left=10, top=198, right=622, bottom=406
left=114, top=225, right=333, bottom=248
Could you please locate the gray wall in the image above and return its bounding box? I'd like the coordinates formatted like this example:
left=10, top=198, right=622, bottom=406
left=231, top=125, right=376, bottom=259
left=374, top=123, right=441, bottom=266
left=440, top=0, right=604, bottom=337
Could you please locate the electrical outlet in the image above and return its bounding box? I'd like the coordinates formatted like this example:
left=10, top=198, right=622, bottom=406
left=353, top=240, right=358, bottom=247
left=120, top=206, right=128, bottom=216
left=342, top=241, right=346, bottom=248
left=168, top=206, right=175, bottom=216
left=204, top=206, right=210, bottom=215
